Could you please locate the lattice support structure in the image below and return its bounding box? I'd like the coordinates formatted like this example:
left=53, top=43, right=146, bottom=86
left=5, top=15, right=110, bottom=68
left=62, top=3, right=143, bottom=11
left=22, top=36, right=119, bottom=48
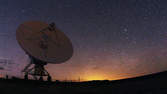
left=22, top=55, right=52, bottom=81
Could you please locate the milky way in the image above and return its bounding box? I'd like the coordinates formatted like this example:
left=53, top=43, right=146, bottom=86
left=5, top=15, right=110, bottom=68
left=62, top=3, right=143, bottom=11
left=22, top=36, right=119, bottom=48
left=0, top=0, right=167, bottom=81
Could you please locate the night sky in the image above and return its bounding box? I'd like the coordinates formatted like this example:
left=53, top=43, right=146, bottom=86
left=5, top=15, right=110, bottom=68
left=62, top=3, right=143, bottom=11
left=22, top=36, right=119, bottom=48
left=0, top=0, right=167, bottom=81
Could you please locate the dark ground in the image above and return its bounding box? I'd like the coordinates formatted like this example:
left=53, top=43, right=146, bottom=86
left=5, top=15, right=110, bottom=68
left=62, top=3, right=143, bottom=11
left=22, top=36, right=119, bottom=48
left=1, top=71, right=167, bottom=94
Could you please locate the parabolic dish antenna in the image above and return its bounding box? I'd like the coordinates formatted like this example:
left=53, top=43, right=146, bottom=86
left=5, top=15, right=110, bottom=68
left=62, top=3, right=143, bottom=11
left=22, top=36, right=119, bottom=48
left=16, top=21, right=73, bottom=80
left=16, top=21, right=73, bottom=64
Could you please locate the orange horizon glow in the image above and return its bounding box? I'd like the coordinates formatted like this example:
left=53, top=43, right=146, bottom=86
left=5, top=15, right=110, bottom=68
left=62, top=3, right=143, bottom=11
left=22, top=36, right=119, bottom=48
left=78, top=72, right=118, bottom=81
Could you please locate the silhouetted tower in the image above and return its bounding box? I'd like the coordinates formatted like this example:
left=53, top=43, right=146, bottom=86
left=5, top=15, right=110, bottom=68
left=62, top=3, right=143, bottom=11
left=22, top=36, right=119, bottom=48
left=78, top=76, right=81, bottom=82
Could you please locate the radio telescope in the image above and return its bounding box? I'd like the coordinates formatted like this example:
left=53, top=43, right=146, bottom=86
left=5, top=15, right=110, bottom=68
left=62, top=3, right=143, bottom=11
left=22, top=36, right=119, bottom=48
left=16, top=21, right=73, bottom=80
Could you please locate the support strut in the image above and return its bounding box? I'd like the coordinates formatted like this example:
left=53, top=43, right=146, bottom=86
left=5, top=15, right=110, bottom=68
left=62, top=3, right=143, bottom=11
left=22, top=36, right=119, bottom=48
left=22, top=55, right=52, bottom=81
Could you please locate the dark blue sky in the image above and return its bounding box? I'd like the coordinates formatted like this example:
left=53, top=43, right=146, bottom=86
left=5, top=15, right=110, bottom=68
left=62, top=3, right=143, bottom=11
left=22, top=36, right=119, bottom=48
left=0, top=0, right=167, bottom=81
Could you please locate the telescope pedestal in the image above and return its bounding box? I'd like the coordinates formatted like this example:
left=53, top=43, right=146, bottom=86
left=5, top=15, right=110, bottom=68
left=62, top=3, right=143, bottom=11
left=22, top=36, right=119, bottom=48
left=23, top=55, right=52, bottom=81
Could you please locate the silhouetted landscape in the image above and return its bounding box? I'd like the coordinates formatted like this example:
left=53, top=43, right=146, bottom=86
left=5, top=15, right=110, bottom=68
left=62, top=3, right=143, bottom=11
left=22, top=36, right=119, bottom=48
left=0, top=71, right=167, bottom=94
